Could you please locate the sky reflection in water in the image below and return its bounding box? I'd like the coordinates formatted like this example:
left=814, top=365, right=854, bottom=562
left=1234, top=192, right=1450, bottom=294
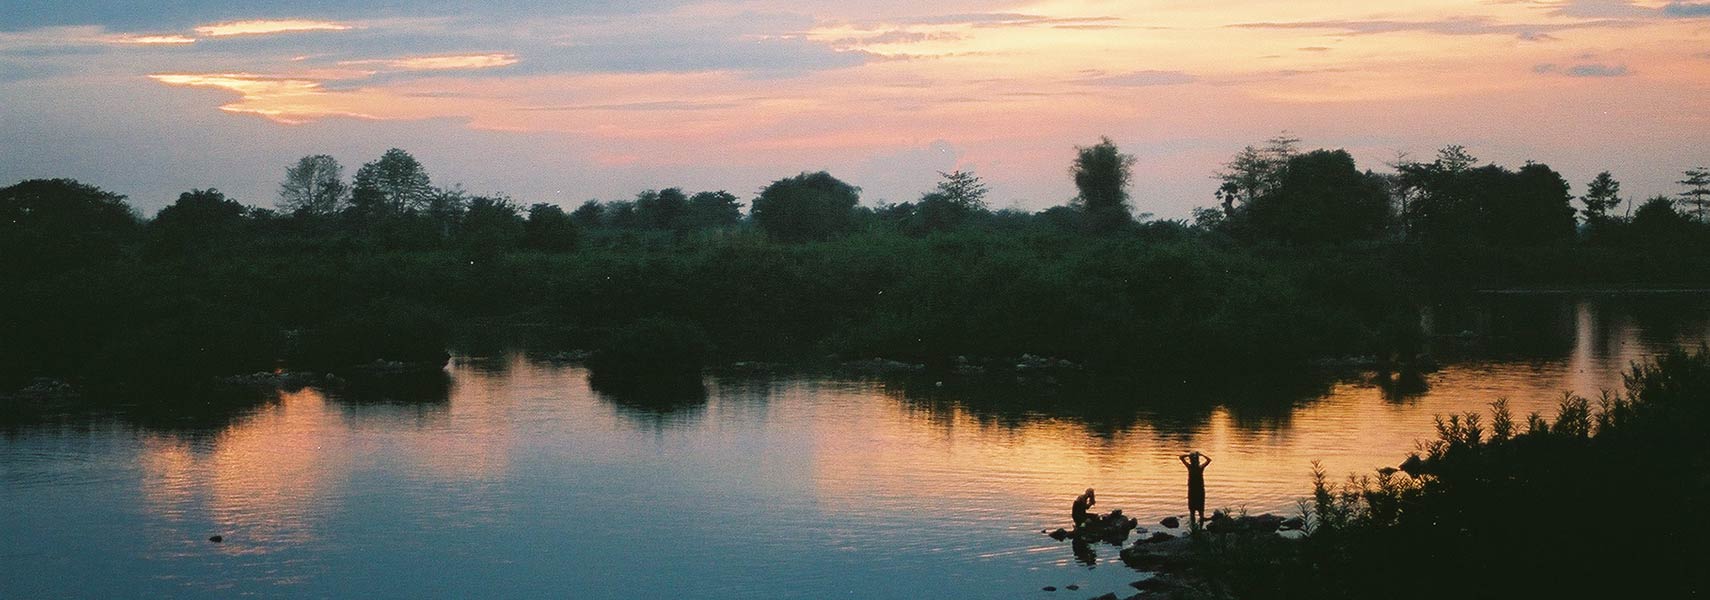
left=3, top=295, right=1708, bottom=598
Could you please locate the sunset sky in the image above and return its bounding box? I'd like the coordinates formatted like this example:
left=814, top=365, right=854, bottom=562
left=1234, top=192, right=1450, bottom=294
left=2, top=0, right=1706, bottom=217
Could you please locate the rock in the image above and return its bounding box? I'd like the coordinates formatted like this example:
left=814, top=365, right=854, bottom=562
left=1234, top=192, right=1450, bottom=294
left=1130, top=578, right=1170, bottom=592
left=1091, top=593, right=1119, bottom=600
left=1119, top=548, right=1166, bottom=571
left=1159, top=516, right=1179, bottom=529
left=208, top=535, right=223, bottom=543
left=1043, top=586, right=1057, bottom=592
left=1074, top=512, right=1139, bottom=544
left=1279, top=516, right=1305, bottom=531
left=1049, top=528, right=1071, bottom=540
left=1246, top=513, right=1285, bottom=532
left=1145, top=532, right=1175, bottom=543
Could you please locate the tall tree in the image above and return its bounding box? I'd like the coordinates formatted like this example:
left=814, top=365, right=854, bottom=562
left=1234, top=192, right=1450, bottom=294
left=350, top=148, right=433, bottom=217
left=1215, top=133, right=1299, bottom=216
left=1070, top=137, right=1136, bottom=233
left=1240, top=149, right=1392, bottom=245
left=910, top=170, right=990, bottom=234
left=1580, top=171, right=1622, bottom=223
left=1680, top=167, right=1710, bottom=221
left=750, top=171, right=861, bottom=242
left=277, top=154, right=347, bottom=216
left=933, top=170, right=989, bottom=211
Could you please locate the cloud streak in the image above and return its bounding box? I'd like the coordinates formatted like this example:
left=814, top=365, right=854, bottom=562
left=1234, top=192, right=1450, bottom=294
left=1228, top=16, right=1643, bottom=38
left=341, top=53, right=519, bottom=71
left=193, top=20, right=354, bottom=37
left=1533, top=62, right=1631, bottom=77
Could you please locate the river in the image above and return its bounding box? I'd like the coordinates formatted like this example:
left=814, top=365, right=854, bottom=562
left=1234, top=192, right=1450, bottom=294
left=4, top=294, right=1708, bottom=598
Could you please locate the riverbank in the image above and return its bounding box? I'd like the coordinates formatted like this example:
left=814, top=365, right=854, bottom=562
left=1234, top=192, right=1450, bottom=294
left=1141, top=346, right=1710, bottom=599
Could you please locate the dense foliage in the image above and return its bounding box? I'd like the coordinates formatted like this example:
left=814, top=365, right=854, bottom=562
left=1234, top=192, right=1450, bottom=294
left=1188, top=346, right=1710, bottom=599
left=4, top=143, right=1709, bottom=395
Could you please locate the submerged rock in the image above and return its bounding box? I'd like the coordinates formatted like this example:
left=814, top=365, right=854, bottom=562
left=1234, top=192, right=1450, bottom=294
left=208, top=535, right=223, bottom=543
left=1073, top=511, right=1139, bottom=544
left=1090, top=593, right=1119, bottom=600
left=1043, top=586, right=1057, bottom=592
left=1049, top=528, right=1071, bottom=540
left=1159, top=517, right=1180, bottom=529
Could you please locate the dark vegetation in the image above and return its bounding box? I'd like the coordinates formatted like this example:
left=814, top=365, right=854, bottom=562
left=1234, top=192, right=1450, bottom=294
left=3, top=139, right=1709, bottom=396
left=1181, top=346, right=1710, bottom=599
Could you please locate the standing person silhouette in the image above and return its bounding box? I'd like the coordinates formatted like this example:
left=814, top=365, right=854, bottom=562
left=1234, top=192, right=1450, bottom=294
left=1071, top=488, right=1096, bottom=528
left=1179, top=451, right=1211, bottom=523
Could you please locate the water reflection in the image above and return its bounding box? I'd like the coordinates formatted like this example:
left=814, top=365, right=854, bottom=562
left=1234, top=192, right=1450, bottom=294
left=879, top=369, right=1330, bottom=440
left=4, top=294, right=1709, bottom=599
left=589, top=377, right=709, bottom=430
left=0, top=385, right=280, bottom=440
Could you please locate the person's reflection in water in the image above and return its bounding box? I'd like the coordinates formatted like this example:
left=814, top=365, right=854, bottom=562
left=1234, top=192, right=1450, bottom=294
left=1071, top=537, right=1097, bottom=567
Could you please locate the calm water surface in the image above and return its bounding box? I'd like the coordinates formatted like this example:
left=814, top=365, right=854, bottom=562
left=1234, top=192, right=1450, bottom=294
left=5, top=295, right=1708, bottom=598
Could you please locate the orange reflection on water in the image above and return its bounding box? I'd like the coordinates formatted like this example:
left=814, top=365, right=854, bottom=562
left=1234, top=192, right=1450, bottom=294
left=804, top=297, right=1710, bottom=530
left=138, top=389, right=348, bottom=558
left=134, top=375, right=524, bottom=559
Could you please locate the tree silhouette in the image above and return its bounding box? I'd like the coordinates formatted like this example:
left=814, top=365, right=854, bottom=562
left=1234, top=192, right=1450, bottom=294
left=750, top=171, right=860, bottom=242
left=1680, top=167, right=1710, bottom=222
left=570, top=200, right=605, bottom=228
left=148, top=188, right=247, bottom=256
left=0, top=178, right=139, bottom=278
left=635, top=188, right=689, bottom=231
left=1070, top=137, right=1136, bottom=233
left=908, top=170, right=990, bottom=234
left=524, top=203, right=579, bottom=251
left=1240, top=149, right=1392, bottom=245
left=1396, top=148, right=1575, bottom=246
left=1632, top=195, right=1691, bottom=245
left=350, top=148, right=433, bottom=218
left=1215, top=133, right=1299, bottom=216
left=1581, top=171, right=1622, bottom=223
left=686, top=191, right=743, bottom=229
left=459, top=195, right=524, bottom=260
left=277, top=154, right=347, bottom=216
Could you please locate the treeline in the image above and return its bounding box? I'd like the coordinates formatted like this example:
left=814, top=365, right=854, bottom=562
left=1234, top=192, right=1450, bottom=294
left=2, top=138, right=1708, bottom=392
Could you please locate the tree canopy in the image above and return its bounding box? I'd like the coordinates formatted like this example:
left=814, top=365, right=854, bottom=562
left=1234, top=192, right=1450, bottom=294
left=750, top=171, right=860, bottom=242
left=1071, top=137, right=1136, bottom=233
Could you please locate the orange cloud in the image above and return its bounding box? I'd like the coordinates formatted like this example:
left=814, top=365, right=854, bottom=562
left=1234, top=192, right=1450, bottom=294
left=113, top=34, right=197, bottom=45
left=148, top=73, right=375, bottom=123
left=193, top=19, right=353, bottom=37
left=341, top=53, right=521, bottom=71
